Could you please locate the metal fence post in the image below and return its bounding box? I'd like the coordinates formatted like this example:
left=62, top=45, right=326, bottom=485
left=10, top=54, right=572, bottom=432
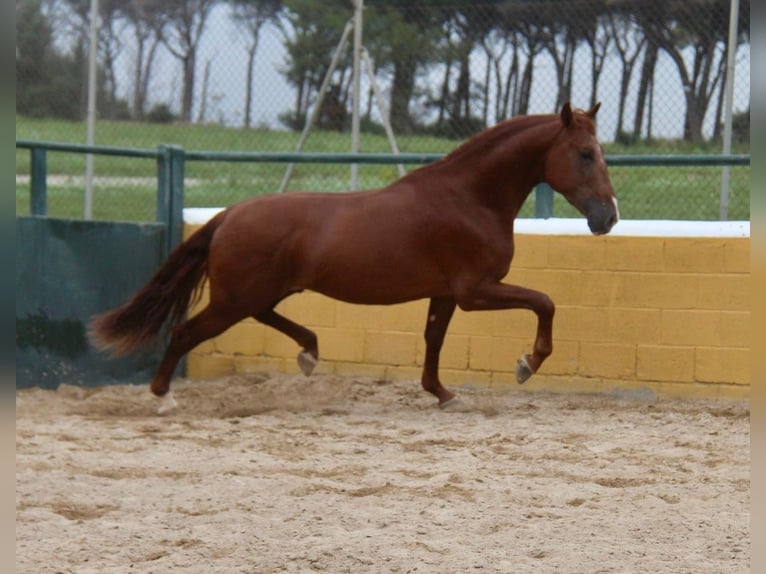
left=535, top=182, right=554, bottom=219
left=167, top=145, right=185, bottom=253
left=30, top=146, right=47, bottom=216
left=156, top=145, right=170, bottom=223
left=155, top=144, right=185, bottom=255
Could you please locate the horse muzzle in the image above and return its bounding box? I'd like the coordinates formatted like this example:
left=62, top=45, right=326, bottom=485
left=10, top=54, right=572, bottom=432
left=584, top=196, right=620, bottom=235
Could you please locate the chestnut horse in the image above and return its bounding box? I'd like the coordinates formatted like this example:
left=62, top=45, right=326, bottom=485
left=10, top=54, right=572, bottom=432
left=90, top=103, right=618, bottom=413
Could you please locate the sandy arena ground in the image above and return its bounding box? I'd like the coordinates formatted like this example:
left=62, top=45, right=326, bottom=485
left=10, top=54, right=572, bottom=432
left=16, top=373, right=750, bottom=573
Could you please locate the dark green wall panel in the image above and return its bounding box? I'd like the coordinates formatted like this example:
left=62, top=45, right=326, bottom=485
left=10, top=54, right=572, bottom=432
left=16, top=217, right=167, bottom=389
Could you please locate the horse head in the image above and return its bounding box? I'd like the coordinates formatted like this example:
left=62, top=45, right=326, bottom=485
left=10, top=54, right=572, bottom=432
left=543, top=102, right=619, bottom=235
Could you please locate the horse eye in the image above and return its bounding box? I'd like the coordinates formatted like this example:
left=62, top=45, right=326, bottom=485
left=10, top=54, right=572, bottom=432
left=579, top=149, right=595, bottom=161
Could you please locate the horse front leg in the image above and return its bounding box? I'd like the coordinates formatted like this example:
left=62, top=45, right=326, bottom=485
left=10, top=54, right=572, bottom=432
left=421, top=296, right=459, bottom=407
left=456, top=283, right=555, bottom=384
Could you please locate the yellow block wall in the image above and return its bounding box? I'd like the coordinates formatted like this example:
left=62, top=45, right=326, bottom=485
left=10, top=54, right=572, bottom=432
left=186, top=225, right=750, bottom=401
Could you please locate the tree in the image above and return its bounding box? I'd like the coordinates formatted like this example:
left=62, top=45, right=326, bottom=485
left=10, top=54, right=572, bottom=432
left=637, top=0, right=743, bottom=142
left=229, top=0, right=283, bottom=128
left=538, top=2, right=580, bottom=112
left=497, top=1, right=545, bottom=116
left=447, top=3, right=493, bottom=133
left=120, top=0, right=167, bottom=119
left=481, top=26, right=514, bottom=123
left=96, top=0, right=127, bottom=118
left=367, top=0, right=440, bottom=134
left=161, top=0, right=218, bottom=123
left=579, top=3, right=611, bottom=110
left=279, top=0, right=350, bottom=129
left=607, top=7, right=646, bottom=140
left=16, top=0, right=81, bottom=119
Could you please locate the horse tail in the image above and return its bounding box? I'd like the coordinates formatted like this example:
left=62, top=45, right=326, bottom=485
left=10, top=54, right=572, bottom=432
left=89, top=211, right=228, bottom=357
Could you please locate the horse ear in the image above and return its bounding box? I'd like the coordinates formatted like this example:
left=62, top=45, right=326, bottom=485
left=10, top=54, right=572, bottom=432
left=560, top=102, right=573, bottom=127
left=586, top=102, right=602, bottom=119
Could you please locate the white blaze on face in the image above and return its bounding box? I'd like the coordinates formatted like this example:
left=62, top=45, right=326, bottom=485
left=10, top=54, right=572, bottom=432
left=612, top=196, right=621, bottom=223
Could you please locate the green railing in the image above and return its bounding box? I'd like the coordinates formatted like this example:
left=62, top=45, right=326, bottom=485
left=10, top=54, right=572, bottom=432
left=16, top=139, right=751, bottom=250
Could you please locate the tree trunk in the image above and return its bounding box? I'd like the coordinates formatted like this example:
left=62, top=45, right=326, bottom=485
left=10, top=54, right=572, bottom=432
left=713, top=52, right=727, bottom=141
left=244, top=42, right=257, bottom=128
left=197, top=57, right=212, bottom=123
left=390, top=56, right=416, bottom=134
left=139, top=36, right=161, bottom=118
left=181, top=51, right=196, bottom=123
left=437, top=58, right=452, bottom=125
left=615, top=63, right=631, bottom=140
left=498, top=39, right=518, bottom=120
left=518, top=54, right=535, bottom=116
left=482, top=47, right=491, bottom=126
left=633, top=39, right=658, bottom=139
left=133, top=29, right=146, bottom=119
left=683, top=91, right=705, bottom=143
left=452, top=45, right=471, bottom=120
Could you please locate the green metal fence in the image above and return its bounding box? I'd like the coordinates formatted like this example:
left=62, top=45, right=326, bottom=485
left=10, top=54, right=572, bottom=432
left=16, top=140, right=751, bottom=249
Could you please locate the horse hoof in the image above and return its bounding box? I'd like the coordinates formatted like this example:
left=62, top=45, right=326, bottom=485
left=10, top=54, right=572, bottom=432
left=515, top=356, right=535, bottom=384
left=156, top=391, right=178, bottom=416
left=297, top=350, right=317, bottom=377
left=438, top=396, right=466, bottom=411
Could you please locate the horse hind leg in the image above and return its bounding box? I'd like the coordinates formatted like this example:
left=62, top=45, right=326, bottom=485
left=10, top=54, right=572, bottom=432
left=151, top=305, right=241, bottom=414
left=255, top=309, right=318, bottom=376
left=421, top=296, right=460, bottom=408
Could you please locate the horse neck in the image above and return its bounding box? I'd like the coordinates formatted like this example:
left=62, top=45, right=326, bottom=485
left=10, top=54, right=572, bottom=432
left=417, top=116, right=561, bottom=216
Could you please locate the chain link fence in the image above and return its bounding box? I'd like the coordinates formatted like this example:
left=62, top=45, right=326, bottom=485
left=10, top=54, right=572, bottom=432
left=16, top=0, right=750, bottom=222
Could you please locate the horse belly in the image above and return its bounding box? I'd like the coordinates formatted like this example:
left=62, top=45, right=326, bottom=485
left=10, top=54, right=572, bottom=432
left=299, top=213, right=448, bottom=304
left=307, top=249, right=448, bottom=305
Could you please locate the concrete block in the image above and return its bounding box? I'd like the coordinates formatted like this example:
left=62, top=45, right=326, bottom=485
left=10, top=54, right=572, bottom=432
left=576, top=271, right=617, bottom=307
left=415, top=334, right=470, bottom=370
left=546, top=235, right=607, bottom=270
left=661, top=310, right=721, bottom=346
left=335, top=301, right=426, bottom=332
left=612, top=273, right=699, bottom=309
left=664, top=238, right=725, bottom=273
left=578, top=342, right=636, bottom=379
left=605, top=236, right=664, bottom=271
left=520, top=269, right=584, bottom=306
left=263, top=331, right=301, bottom=358
left=697, top=274, right=750, bottom=311
left=234, top=355, right=286, bottom=375
left=386, top=366, right=423, bottom=382
left=468, top=335, right=527, bottom=372
left=719, top=312, right=750, bottom=348
left=450, top=309, right=495, bottom=336
left=723, top=239, right=750, bottom=273
left=276, top=292, right=336, bottom=327
left=608, top=308, right=662, bottom=344
left=314, top=327, right=366, bottom=363
left=554, top=306, right=612, bottom=342
left=491, top=311, right=538, bottom=338
left=513, top=235, right=549, bottom=269
left=695, top=347, right=750, bottom=385
left=214, top=321, right=265, bottom=355
left=186, top=353, right=235, bottom=380
left=637, top=345, right=695, bottom=383
left=538, top=340, right=580, bottom=376
left=364, top=331, right=419, bottom=366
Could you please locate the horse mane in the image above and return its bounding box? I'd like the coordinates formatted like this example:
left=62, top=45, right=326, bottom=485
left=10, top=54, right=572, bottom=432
left=443, top=113, right=559, bottom=161
left=401, top=108, right=598, bottom=185
left=406, top=112, right=565, bottom=180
